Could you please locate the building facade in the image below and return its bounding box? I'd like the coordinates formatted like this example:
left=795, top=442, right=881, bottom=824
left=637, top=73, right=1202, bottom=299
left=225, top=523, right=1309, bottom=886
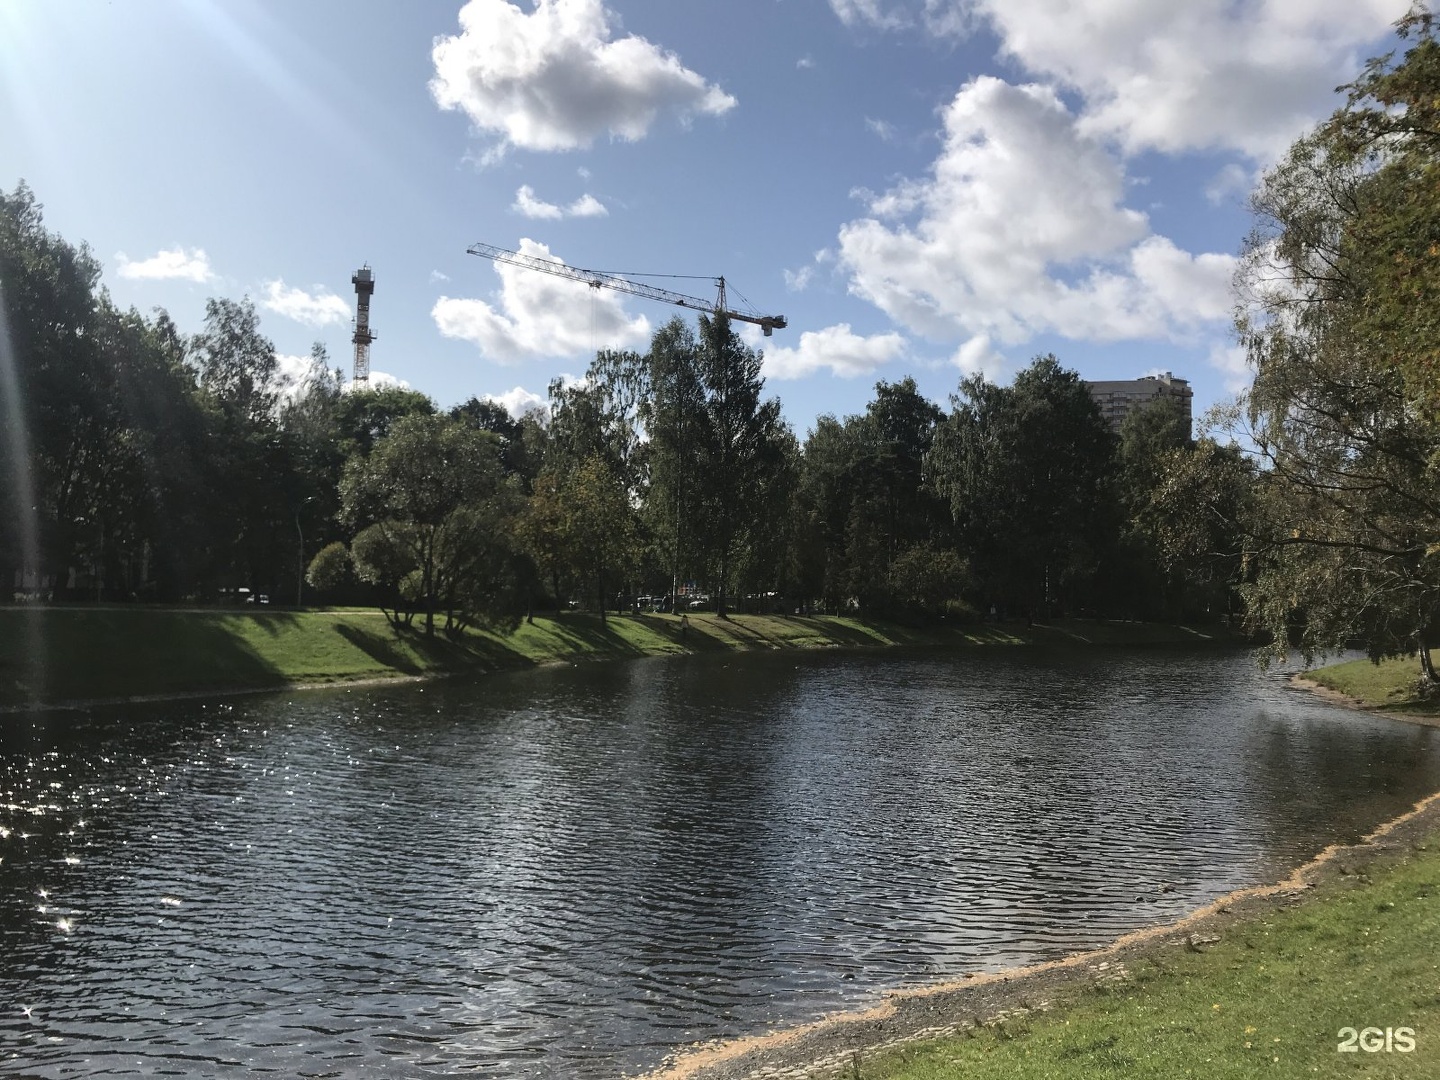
left=1084, top=372, right=1193, bottom=431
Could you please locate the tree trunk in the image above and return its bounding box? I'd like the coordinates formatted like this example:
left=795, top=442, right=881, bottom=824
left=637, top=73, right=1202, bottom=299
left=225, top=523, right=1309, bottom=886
left=717, top=544, right=729, bottom=619
left=597, top=563, right=606, bottom=626
left=1419, top=627, right=1439, bottom=685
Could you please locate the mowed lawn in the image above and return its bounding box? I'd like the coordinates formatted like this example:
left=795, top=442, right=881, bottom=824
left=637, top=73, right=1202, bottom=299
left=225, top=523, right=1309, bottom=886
left=851, top=836, right=1440, bottom=1079
left=0, top=605, right=1239, bottom=708
left=1308, top=653, right=1440, bottom=719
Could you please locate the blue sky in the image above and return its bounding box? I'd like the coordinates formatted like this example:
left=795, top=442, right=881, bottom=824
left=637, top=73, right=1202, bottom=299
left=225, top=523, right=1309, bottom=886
left=0, top=0, right=1416, bottom=431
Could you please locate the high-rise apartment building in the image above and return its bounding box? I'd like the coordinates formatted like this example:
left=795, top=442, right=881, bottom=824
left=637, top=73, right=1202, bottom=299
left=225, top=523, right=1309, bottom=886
left=1085, top=372, right=1193, bottom=431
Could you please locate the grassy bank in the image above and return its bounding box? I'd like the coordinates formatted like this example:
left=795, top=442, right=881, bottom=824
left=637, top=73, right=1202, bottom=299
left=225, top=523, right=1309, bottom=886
left=839, top=826, right=1440, bottom=1080
left=0, top=606, right=1239, bottom=708
left=1306, top=652, right=1440, bottom=719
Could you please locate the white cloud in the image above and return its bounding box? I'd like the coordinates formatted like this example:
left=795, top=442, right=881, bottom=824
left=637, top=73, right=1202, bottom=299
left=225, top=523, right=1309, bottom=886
left=567, top=193, right=608, bottom=217
left=865, top=117, right=897, bottom=141
left=346, top=370, right=411, bottom=393
left=763, top=323, right=907, bottom=380
left=261, top=280, right=351, bottom=327
left=830, top=1, right=1406, bottom=159
left=432, top=237, right=650, bottom=363
left=962, top=0, right=1410, bottom=159
left=487, top=385, right=550, bottom=418
left=271, top=353, right=313, bottom=406
left=430, top=269, right=451, bottom=283
left=430, top=0, right=735, bottom=154
left=783, top=265, right=814, bottom=292
left=1208, top=342, right=1251, bottom=393
left=514, top=185, right=609, bottom=219
left=115, top=247, right=214, bottom=283
left=513, top=185, right=565, bottom=219
left=828, top=0, right=972, bottom=35
left=829, top=0, right=908, bottom=30
left=784, top=248, right=835, bottom=292
left=951, top=334, right=1008, bottom=378
left=797, top=55, right=816, bottom=70
left=1205, top=162, right=1256, bottom=206
left=837, top=76, right=1235, bottom=351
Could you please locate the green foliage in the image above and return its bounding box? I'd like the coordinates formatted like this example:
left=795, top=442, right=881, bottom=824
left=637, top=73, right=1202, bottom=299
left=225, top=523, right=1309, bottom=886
left=1, top=174, right=1257, bottom=631
left=340, top=413, right=517, bottom=636
left=333, top=384, right=437, bottom=460
left=791, top=379, right=951, bottom=616
left=688, top=314, right=791, bottom=614
left=857, top=836, right=1440, bottom=1079
left=305, top=540, right=353, bottom=593
left=887, top=543, right=969, bottom=617
left=931, top=355, right=1119, bottom=617
left=190, top=296, right=278, bottom=423
left=1234, top=8, right=1440, bottom=671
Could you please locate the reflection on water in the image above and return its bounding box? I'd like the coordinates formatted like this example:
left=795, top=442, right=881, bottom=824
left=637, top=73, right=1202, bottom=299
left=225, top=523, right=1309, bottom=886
left=1, top=646, right=1437, bottom=1077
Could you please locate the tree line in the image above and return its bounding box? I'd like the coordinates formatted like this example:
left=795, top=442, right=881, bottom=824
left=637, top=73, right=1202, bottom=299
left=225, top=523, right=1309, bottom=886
left=2, top=7, right=1436, bottom=677
left=0, top=179, right=1242, bottom=635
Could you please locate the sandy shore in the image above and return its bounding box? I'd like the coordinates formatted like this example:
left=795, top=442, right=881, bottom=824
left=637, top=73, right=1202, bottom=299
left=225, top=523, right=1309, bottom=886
left=1289, top=673, right=1440, bottom=729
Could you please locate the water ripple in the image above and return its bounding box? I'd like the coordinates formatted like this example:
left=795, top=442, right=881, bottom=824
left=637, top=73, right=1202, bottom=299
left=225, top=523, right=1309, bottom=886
left=2, top=647, right=1438, bottom=1077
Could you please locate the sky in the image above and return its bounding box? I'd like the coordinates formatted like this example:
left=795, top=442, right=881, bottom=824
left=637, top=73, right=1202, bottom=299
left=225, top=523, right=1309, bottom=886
left=0, top=0, right=1419, bottom=432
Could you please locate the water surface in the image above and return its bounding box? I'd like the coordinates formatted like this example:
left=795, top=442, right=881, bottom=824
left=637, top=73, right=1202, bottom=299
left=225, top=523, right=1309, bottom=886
left=2, top=645, right=1437, bottom=1077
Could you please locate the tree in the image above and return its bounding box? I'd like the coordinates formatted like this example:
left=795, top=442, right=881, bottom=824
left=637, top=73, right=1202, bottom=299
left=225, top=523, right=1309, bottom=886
left=0, top=183, right=225, bottom=601
left=1233, top=8, right=1440, bottom=674
left=1148, top=435, right=1255, bottom=623
left=638, top=319, right=707, bottom=606
left=931, top=355, right=1118, bottom=618
left=339, top=413, right=515, bottom=636
left=1105, top=395, right=1196, bottom=619
left=688, top=313, right=790, bottom=616
left=887, top=543, right=969, bottom=617
left=306, top=540, right=353, bottom=593
left=190, top=297, right=278, bottom=424
left=1320, top=6, right=1440, bottom=411
left=563, top=455, right=639, bottom=623
left=334, top=385, right=437, bottom=461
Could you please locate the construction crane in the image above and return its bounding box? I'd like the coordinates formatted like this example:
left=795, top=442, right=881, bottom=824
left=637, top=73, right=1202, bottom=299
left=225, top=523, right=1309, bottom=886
left=466, top=242, right=788, bottom=336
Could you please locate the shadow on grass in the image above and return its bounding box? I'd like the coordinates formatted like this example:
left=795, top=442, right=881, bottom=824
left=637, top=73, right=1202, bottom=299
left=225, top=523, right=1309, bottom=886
left=0, top=607, right=292, bottom=705
left=223, top=610, right=303, bottom=637
left=333, top=619, right=534, bottom=675
left=527, top=613, right=679, bottom=657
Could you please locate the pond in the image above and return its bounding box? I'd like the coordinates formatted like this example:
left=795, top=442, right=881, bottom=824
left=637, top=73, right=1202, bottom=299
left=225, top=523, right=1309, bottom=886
left=2, top=645, right=1438, bottom=1077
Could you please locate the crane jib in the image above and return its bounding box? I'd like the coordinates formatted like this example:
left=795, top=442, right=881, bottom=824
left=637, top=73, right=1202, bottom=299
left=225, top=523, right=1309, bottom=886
left=466, top=243, right=786, bottom=335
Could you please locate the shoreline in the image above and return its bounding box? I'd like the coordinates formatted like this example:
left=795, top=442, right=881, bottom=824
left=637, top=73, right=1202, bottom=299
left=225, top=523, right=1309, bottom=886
left=637, top=787, right=1440, bottom=1080
left=1288, top=672, right=1440, bottom=729
left=0, top=608, right=1245, bottom=713
left=628, top=673, right=1440, bottom=1080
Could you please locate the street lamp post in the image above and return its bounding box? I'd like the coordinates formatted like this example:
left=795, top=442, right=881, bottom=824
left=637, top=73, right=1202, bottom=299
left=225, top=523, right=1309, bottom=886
left=295, top=497, right=314, bottom=608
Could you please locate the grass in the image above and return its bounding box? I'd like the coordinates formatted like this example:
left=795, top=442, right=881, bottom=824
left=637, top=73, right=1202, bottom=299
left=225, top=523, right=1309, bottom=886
left=849, top=836, right=1440, bottom=1079
left=0, top=606, right=1243, bottom=708
left=1307, top=652, right=1440, bottom=718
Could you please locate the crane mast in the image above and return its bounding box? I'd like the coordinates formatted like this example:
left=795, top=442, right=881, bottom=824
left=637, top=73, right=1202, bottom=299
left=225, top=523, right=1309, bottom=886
left=465, top=242, right=787, bottom=336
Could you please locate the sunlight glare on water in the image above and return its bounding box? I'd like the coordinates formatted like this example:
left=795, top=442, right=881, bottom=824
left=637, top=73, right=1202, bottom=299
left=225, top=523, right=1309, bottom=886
left=1, top=647, right=1438, bottom=1077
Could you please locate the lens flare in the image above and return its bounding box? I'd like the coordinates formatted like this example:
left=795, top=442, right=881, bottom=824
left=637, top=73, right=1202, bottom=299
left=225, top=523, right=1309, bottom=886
left=0, top=278, right=45, bottom=706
